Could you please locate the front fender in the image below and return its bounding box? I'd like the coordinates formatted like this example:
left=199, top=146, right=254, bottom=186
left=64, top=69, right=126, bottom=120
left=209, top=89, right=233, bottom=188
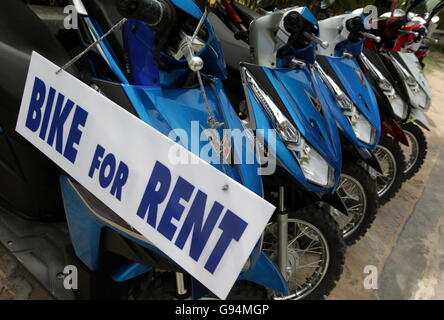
left=381, top=120, right=409, bottom=146
left=191, top=252, right=290, bottom=299
left=354, top=146, right=383, bottom=174
left=238, top=252, right=290, bottom=295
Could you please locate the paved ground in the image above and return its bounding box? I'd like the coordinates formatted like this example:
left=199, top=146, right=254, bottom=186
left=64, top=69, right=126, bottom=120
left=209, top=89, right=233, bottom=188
left=0, top=245, right=49, bottom=300
left=1, top=53, right=444, bottom=300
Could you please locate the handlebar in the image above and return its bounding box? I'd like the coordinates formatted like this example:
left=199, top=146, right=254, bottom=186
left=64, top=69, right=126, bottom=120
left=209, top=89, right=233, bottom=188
left=283, top=11, right=329, bottom=49
left=398, top=30, right=419, bottom=37
left=116, top=0, right=162, bottom=24
left=116, top=0, right=176, bottom=31
left=117, top=0, right=205, bottom=72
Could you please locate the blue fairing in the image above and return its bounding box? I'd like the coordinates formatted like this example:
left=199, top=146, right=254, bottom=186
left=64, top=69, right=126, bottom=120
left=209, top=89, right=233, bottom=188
left=123, top=19, right=226, bottom=87
left=122, top=20, right=160, bottom=87
left=121, top=79, right=262, bottom=195
left=335, top=39, right=364, bottom=58
left=323, top=56, right=381, bottom=149
left=278, top=44, right=318, bottom=66
left=248, top=66, right=341, bottom=193
left=61, top=172, right=288, bottom=294
left=299, top=6, right=318, bottom=27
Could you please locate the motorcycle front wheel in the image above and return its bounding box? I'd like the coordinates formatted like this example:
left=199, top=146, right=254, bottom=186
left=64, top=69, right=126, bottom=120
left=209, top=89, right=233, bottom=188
left=401, top=122, right=428, bottom=181
left=373, top=136, right=406, bottom=205
left=334, top=163, right=379, bottom=246
left=262, top=205, right=345, bottom=300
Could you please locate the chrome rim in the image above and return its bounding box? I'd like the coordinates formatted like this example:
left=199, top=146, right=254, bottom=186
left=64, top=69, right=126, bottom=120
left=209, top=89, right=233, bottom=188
left=374, top=145, right=397, bottom=197
left=335, top=174, right=367, bottom=239
left=263, top=219, right=330, bottom=300
left=401, top=130, right=419, bottom=173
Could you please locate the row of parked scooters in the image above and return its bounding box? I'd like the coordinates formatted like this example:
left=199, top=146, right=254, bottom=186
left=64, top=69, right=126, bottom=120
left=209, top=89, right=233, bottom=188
left=0, top=0, right=442, bottom=299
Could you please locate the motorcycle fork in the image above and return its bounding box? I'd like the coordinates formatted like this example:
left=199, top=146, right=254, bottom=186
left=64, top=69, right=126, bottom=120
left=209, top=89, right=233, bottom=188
left=277, top=186, right=289, bottom=279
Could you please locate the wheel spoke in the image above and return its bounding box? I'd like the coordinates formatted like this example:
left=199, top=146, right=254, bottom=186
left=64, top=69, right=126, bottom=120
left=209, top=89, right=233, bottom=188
left=288, top=226, right=310, bottom=247
left=296, top=260, right=324, bottom=269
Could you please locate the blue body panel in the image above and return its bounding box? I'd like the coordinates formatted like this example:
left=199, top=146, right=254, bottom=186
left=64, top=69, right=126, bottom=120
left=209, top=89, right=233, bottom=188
left=122, top=20, right=160, bottom=87
left=323, top=56, right=381, bottom=149
left=111, top=261, right=152, bottom=282
left=247, top=66, right=342, bottom=193
left=61, top=174, right=288, bottom=292
left=299, top=7, right=318, bottom=28
left=317, top=14, right=381, bottom=150
left=255, top=8, right=342, bottom=193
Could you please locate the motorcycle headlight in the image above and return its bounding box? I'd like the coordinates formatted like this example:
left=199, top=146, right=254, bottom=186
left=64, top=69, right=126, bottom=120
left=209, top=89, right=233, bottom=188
left=336, top=93, right=376, bottom=145
left=405, top=75, right=418, bottom=88
left=244, top=69, right=301, bottom=144
left=336, top=93, right=354, bottom=111
left=387, top=93, right=408, bottom=119
left=288, top=141, right=335, bottom=188
left=379, top=79, right=393, bottom=92
left=402, top=76, right=429, bottom=110
left=378, top=80, right=409, bottom=119
left=413, top=86, right=429, bottom=109
left=243, top=68, right=334, bottom=187
left=350, top=110, right=376, bottom=145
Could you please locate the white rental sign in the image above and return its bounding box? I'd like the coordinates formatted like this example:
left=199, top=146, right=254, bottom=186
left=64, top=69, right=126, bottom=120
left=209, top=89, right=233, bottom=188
left=16, top=52, right=275, bottom=299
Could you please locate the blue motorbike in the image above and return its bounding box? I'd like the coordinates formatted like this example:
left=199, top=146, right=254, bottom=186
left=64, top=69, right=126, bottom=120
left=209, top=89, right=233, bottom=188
left=211, top=2, right=347, bottom=299
left=0, top=0, right=345, bottom=300
left=310, top=4, right=383, bottom=244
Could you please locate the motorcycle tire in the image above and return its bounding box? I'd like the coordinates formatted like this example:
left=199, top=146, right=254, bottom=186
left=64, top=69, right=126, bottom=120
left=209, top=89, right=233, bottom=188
left=374, top=136, right=406, bottom=205
left=401, top=122, right=428, bottom=181
left=335, top=163, right=379, bottom=246
left=264, top=205, right=346, bottom=300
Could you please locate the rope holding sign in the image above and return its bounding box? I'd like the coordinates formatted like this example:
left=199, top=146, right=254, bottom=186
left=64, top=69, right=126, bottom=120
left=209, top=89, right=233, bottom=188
left=56, top=18, right=128, bottom=74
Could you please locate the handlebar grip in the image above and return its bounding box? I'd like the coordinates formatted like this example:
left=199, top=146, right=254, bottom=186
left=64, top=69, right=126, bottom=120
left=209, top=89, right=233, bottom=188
left=303, top=31, right=329, bottom=49
left=116, top=0, right=164, bottom=26
left=398, top=30, right=419, bottom=37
